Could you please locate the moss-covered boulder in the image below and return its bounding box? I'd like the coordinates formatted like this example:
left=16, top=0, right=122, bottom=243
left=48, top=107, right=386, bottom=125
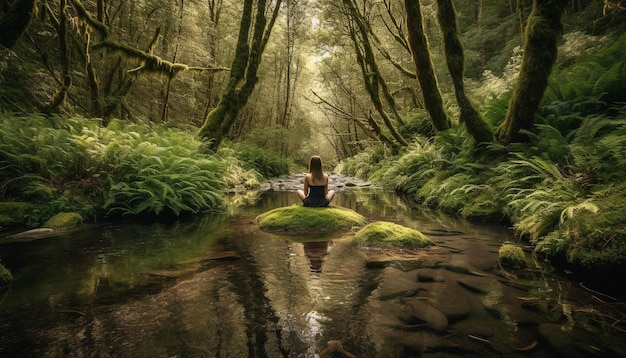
left=256, top=205, right=366, bottom=234
left=43, top=212, right=83, bottom=228
left=353, top=221, right=433, bottom=249
left=498, top=243, right=528, bottom=268
left=0, top=263, right=12, bottom=289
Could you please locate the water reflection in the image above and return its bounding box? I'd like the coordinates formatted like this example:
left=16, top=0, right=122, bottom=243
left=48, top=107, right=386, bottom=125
left=0, top=190, right=624, bottom=357
left=303, top=241, right=329, bottom=273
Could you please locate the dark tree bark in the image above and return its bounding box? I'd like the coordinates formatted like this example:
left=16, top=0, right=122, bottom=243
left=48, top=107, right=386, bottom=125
left=404, top=0, right=450, bottom=132
left=436, top=0, right=493, bottom=144
left=160, top=0, right=185, bottom=123
left=496, top=0, right=568, bottom=145
left=198, top=0, right=283, bottom=152
left=45, top=0, right=72, bottom=115
left=0, top=0, right=37, bottom=48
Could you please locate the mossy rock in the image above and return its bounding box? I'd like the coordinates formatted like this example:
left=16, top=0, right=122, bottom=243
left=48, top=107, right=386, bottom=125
left=0, top=263, right=12, bottom=289
left=256, top=205, right=366, bottom=234
left=0, top=202, right=34, bottom=226
left=43, top=212, right=83, bottom=228
left=353, top=221, right=433, bottom=249
left=498, top=243, right=528, bottom=268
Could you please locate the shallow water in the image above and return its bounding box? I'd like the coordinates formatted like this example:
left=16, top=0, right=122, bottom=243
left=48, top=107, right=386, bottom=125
left=0, top=189, right=624, bottom=357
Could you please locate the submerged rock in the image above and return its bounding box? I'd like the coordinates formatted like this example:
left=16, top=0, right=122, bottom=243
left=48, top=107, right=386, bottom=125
left=401, top=298, right=449, bottom=333
left=353, top=221, right=433, bottom=249
left=538, top=323, right=609, bottom=357
left=256, top=204, right=366, bottom=234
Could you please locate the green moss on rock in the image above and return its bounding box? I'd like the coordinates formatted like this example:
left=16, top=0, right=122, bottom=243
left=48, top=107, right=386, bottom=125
left=498, top=243, right=528, bottom=268
left=43, top=212, right=83, bottom=228
left=0, top=263, right=12, bottom=289
left=256, top=205, right=366, bottom=234
left=353, top=221, right=433, bottom=249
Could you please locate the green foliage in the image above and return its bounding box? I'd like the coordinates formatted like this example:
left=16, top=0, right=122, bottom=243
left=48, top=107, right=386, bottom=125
left=398, top=109, right=436, bottom=138
left=0, top=114, right=240, bottom=223
left=546, top=32, right=626, bottom=106
left=100, top=124, right=227, bottom=217
left=227, top=141, right=291, bottom=179
left=335, top=145, right=387, bottom=180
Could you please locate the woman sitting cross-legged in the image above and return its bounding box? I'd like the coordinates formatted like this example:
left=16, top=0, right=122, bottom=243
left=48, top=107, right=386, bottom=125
left=297, top=155, right=336, bottom=207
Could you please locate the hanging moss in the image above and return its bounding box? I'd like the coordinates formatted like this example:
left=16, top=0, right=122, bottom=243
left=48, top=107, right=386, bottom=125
left=353, top=221, right=433, bottom=249
left=256, top=205, right=366, bottom=234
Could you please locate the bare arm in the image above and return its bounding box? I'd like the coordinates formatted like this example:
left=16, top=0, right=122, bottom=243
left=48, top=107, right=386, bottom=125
left=303, top=175, right=310, bottom=196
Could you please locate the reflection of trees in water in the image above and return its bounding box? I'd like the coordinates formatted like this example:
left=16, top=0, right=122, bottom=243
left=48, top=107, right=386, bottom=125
left=303, top=241, right=329, bottom=272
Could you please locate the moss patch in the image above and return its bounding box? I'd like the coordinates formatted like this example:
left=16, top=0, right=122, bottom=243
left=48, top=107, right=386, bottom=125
left=0, top=263, right=12, bottom=289
left=43, top=212, right=83, bottom=228
left=353, top=221, right=433, bottom=249
left=256, top=205, right=366, bottom=234
left=498, top=243, right=528, bottom=268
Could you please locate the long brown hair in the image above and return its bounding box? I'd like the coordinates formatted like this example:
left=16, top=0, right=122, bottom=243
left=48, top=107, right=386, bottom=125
left=308, top=155, right=324, bottom=182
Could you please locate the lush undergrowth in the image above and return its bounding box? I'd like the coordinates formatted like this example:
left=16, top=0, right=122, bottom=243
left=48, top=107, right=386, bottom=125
left=336, top=33, right=626, bottom=271
left=0, top=115, right=265, bottom=226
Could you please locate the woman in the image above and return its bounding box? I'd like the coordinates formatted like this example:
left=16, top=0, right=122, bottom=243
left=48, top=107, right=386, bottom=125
left=297, top=155, right=336, bottom=207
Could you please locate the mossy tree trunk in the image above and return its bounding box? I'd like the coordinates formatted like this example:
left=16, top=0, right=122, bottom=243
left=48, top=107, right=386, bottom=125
left=198, top=0, right=282, bottom=152
left=496, top=0, right=568, bottom=145
left=436, top=0, right=493, bottom=145
left=342, top=0, right=408, bottom=151
left=45, top=0, right=72, bottom=115
left=404, top=0, right=450, bottom=132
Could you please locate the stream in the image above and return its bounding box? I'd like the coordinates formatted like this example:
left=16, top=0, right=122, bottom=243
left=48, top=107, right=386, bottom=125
left=1, top=180, right=624, bottom=357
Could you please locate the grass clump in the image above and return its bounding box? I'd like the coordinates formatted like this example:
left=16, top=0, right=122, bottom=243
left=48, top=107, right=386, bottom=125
left=256, top=205, right=366, bottom=234
left=498, top=243, right=528, bottom=268
left=353, top=221, right=433, bottom=249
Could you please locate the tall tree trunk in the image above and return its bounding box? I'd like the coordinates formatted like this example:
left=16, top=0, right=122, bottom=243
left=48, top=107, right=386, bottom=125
left=198, top=0, right=282, bottom=152
left=161, top=0, right=185, bottom=123
left=496, top=0, right=568, bottom=145
left=343, top=0, right=408, bottom=150
left=404, top=0, right=450, bottom=132
left=45, top=0, right=72, bottom=115
left=436, top=0, right=493, bottom=144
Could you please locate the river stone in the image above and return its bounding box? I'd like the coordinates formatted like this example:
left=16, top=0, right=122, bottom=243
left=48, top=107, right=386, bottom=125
left=373, top=267, right=421, bottom=301
left=538, top=323, right=607, bottom=357
left=421, top=293, right=471, bottom=323
left=416, top=268, right=446, bottom=283
left=457, top=276, right=499, bottom=295
left=398, top=331, right=485, bottom=356
left=400, top=298, right=449, bottom=333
